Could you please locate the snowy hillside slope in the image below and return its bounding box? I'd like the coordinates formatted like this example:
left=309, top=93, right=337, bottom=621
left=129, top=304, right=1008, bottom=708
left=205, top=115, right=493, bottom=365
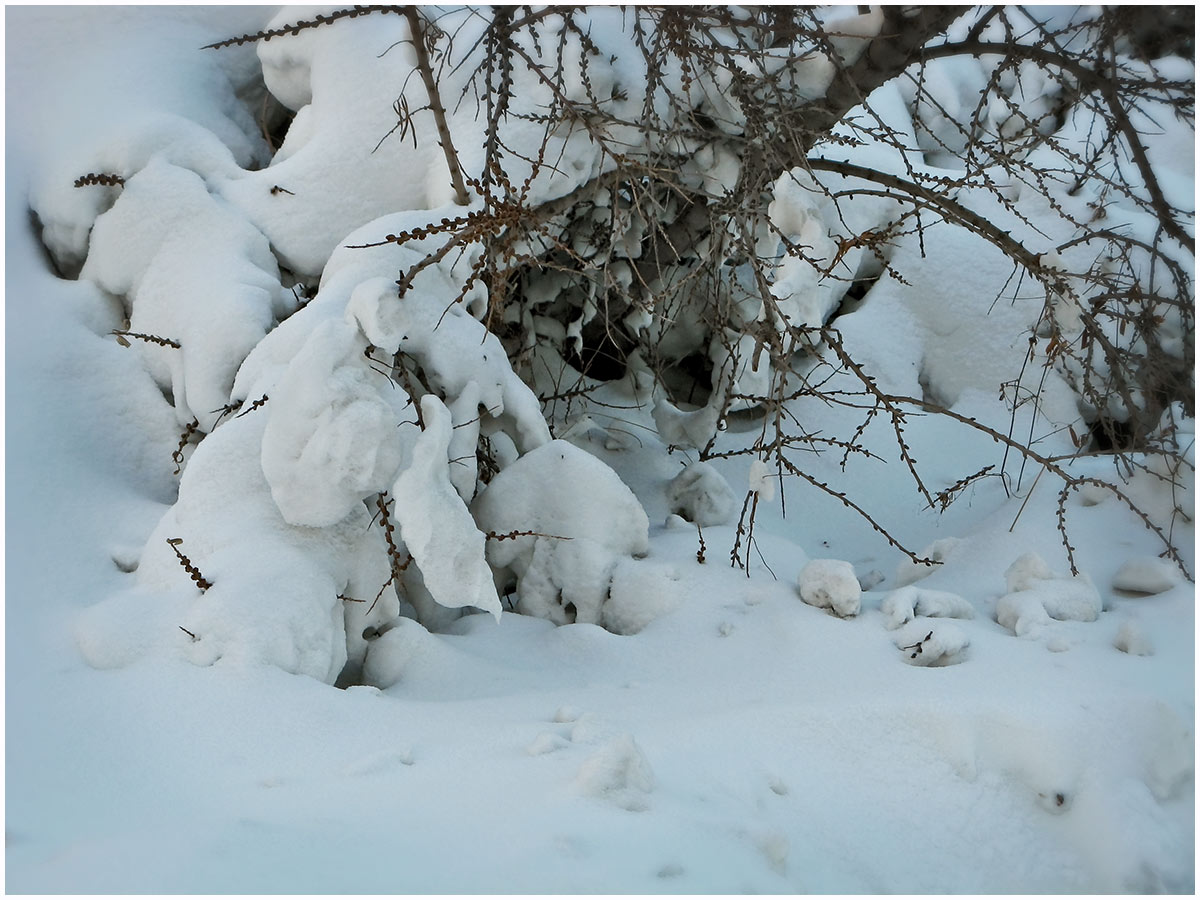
left=6, top=6, right=1194, bottom=893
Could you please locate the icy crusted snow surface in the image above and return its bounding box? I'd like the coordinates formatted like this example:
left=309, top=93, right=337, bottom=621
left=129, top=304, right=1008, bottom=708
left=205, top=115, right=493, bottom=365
left=6, top=6, right=1196, bottom=895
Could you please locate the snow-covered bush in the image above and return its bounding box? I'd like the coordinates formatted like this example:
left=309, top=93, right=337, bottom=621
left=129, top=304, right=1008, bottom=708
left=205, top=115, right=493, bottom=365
left=41, top=6, right=1193, bottom=683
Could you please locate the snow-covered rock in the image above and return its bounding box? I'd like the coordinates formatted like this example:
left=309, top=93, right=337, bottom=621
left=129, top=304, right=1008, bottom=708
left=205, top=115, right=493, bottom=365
left=1013, top=577, right=1102, bottom=623
left=995, top=590, right=1054, bottom=638
left=995, top=552, right=1102, bottom=637
left=797, top=558, right=862, bottom=618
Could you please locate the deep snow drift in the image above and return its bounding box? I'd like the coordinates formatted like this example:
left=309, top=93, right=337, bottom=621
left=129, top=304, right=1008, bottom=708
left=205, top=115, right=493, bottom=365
left=6, top=6, right=1195, bottom=893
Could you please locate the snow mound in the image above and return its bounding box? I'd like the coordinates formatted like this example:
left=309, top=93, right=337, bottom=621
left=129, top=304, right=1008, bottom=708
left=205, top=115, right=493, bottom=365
left=894, top=620, right=970, bottom=666
left=894, top=537, right=962, bottom=587
left=1004, top=551, right=1058, bottom=593
left=94, top=415, right=396, bottom=682
left=996, top=552, right=1103, bottom=638
left=797, top=558, right=862, bottom=618
left=80, top=157, right=285, bottom=431
left=1111, top=557, right=1183, bottom=595
left=880, top=585, right=974, bottom=629
left=573, top=734, right=655, bottom=812
left=526, top=733, right=570, bottom=756
left=601, top=558, right=684, bottom=635
left=665, top=461, right=737, bottom=526
left=260, top=317, right=406, bottom=527
left=361, top=617, right=438, bottom=690
left=1113, top=621, right=1155, bottom=657
left=221, top=10, right=443, bottom=275
left=995, top=590, right=1054, bottom=638
left=33, top=114, right=251, bottom=276
left=471, top=440, right=650, bottom=627
left=996, top=578, right=1104, bottom=633
left=74, top=589, right=185, bottom=671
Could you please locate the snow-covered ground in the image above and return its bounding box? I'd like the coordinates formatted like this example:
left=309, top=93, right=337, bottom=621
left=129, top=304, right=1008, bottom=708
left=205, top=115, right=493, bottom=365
left=6, top=6, right=1194, bottom=893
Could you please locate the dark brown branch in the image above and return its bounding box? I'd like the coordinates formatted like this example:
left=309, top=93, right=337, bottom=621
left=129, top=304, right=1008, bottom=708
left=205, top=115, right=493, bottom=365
left=202, top=6, right=403, bottom=50
left=804, top=157, right=1045, bottom=272
left=404, top=7, right=470, bottom=206
left=920, top=38, right=1195, bottom=253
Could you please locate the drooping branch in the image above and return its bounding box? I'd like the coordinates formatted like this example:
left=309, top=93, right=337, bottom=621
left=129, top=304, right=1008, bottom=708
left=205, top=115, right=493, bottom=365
left=202, top=5, right=403, bottom=50
left=795, top=6, right=972, bottom=154
left=803, top=157, right=1045, bottom=272
left=919, top=37, right=1195, bottom=254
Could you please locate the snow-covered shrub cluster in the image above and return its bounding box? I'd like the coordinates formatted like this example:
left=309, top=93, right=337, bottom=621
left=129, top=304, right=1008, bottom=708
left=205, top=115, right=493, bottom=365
left=35, top=6, right=1193, bottom=685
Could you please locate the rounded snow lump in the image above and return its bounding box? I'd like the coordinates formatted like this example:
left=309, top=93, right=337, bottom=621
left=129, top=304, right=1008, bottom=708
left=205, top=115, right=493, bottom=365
left=797, top=558, right=861, bottom=618
left=471, top=440, right=649, bottom=626
left=1111, top=557, right=1182, bottom=595
left=665, top=461, right=737, bottom=526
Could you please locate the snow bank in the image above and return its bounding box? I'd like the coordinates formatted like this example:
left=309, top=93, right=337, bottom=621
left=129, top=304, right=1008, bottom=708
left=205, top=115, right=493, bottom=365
left=471, top=440, right=650, bottom=626
left=1113, top=621, right=1155, bottom=657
